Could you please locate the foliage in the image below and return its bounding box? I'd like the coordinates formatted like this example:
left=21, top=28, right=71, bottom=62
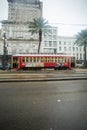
left=75, top=29, right=87, bottom=46
left=75, top=29, right=87, bottom=67
left=28, top=17, right=50, bottom=53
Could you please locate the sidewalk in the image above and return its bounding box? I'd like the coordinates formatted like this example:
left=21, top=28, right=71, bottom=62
left=0, top=68, right=87, bottom=82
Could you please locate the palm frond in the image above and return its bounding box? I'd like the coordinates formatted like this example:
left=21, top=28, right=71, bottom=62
left=75, top=29, right=87, bottom=46
left=28, top=17, right=50, bottom=53
left=75, top=29, right=87, bottom=65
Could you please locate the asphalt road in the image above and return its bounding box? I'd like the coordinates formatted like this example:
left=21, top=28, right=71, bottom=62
left=0, top=80, right=87, bottom=130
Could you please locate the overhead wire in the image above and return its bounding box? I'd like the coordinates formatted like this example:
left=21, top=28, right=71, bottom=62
left=49, top=22, right=87, bottom=26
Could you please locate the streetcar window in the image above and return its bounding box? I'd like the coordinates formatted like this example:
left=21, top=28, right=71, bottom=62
left=37, top=57, right=39, bottom=62
left=62, top=58, right=66, bottom=63
left=47, top=57, right=50, bottom=62
left=58, top=58, right=62, bottom=63
left=64, top=58, right=66, bottom=62
left=55, top=57, right=57, bottom=62
left=33, top=57, right=36, bottom=62
left=39, top=57, right=41, bottom=62
left=22, top=57, right=25, bottom=62
left=30, top=57, right=32, bottom=62
left=26, top=57, right=28, bottom=62
left=44, top=57, right=47, bottom=62
left=50, top=57, right=52, bottom=62
left=43, top=57, right=45, bottom=62
left=51, top=57, right=54, bottom=62
left=41, top=57, right=43, bottom=62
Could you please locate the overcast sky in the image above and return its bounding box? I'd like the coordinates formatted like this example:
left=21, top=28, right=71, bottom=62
left=0, top=0, right=87, bottom=36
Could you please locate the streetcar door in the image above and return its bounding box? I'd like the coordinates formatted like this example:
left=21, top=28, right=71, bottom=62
left=71, top=57, right=75, bottom=67
left=12, top=57, right=19, bottom=68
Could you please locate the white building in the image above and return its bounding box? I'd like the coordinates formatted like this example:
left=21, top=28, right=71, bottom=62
left=42, top=33, right=85, bottom=62
left=57, top=36, right=84, bottom=62
left=42, top=26, right=58, bottom=54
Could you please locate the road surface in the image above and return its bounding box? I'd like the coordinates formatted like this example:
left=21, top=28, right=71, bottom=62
left=0, top=80, right=87, bottom=130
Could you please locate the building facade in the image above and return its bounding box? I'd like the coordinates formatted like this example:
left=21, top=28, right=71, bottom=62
left=0, top=0, right=42, bottom=55
left=42, top=27, right=58, bottom=54
left=0, top=0, right=86, bottom=64
left=42, top=35, right=85, bottom=63
left=57, top=36, right=84, bottom=62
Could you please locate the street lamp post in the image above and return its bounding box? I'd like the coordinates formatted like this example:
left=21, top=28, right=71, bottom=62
left=3, top=32, right=8, bottom=70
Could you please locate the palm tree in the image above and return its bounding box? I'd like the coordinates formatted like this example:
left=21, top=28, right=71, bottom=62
left=28, top=17, right=50, bottom=53
left=75, top=29, right=87, bottom=66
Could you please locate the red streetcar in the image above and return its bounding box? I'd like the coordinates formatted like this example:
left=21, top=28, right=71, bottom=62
left=11, top=53, right=76, bottom=70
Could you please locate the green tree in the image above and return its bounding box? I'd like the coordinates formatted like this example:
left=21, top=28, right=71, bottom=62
left=28, top=17, right=50, bottom=53
left=75, top=29, right=87, bottom=66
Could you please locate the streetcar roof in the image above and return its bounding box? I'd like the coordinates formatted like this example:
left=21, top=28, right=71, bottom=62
left=12, top=53, right=75, bottom=57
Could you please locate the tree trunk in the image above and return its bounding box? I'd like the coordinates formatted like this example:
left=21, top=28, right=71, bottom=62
left=84, top=42, right=87, bottom=66
left=38, top=30, right=42, bottom=54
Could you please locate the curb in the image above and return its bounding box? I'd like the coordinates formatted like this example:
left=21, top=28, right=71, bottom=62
left=0, top=77, right=87, bottom=82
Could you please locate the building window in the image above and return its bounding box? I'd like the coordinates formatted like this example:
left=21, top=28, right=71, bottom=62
left=59, top=46, right=62, bottom=51
left=49, top=35, right=52, bottom=39
left=53, top=41, right=57, bottom=47
left=80, top=53, right=82, bottom=60
left=64, top=47, right=67, bottom=51
left=68, top=42, right=71, bottom=45
left=76, top=47, right=78, bottom=51
left=44, top=41, right=48, bottom=47
left=49, top=41, right=52, bottom=47
left=83, top=54, right=84, bottom=60
left=69, top=47, right=71, bottom=51
left=12, top=50, right=16, bottom=54
left=48, top=29, right=52, bottom=34
left=73, top=47, right=75, bottom=51
left=44, top=35, right=48, bottom=39
left=80, top=47, right=81, bottom=51
left=53, top=29, right=57, bottom=34
left=64, top=42, right=66, bottom=45
left=76, top=53, right=78, bottom=59
left=53, top=35, right=57, bottom=40
left=59, top=41, right=61, bottom=45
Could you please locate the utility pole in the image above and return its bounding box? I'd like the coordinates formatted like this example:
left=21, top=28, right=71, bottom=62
left=3, top=32, right=8, bottom=70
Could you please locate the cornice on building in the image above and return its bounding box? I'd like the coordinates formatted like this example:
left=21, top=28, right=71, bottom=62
left=7, top=0, right=40, bottom=4
left=1, top=20, right=30, bottom=25
left=7, top=38, right=39, bottom=41
left=58, top=35, right=76, bottom=39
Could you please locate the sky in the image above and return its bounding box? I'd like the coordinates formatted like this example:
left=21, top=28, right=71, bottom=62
left=0, top=0, right=87, bottom=36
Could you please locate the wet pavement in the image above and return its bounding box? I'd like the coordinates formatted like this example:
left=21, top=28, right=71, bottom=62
left=0, top=80, right=87, bottom=130
left=0, top=68, right=87, bottom=82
